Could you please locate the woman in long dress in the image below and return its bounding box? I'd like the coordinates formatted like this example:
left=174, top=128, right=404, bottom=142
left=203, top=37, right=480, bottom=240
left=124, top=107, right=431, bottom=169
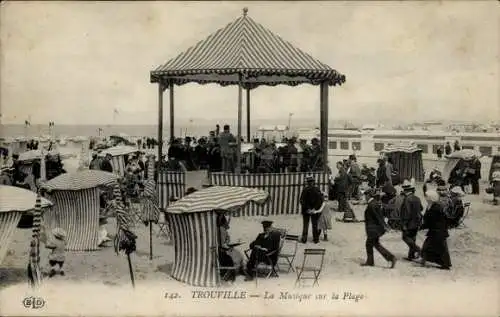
left=420, top=190, right=452, bottom=270
left=217, top=214, right=245, bottom=278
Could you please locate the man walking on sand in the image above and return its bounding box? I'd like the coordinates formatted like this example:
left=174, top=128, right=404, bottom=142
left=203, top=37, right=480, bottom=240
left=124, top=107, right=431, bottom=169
left=400, top=180, right=423, bottom=261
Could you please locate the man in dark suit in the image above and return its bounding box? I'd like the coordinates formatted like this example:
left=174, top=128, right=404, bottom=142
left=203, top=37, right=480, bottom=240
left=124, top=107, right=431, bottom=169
left=245, top=220, right=281, bottom=281
left=299, top=175, right=324, bottom=243
left=361, top=188, right=397, bottom=269
left=400, top=180, right=423, bottom=260
left=469, top=157, right=481, bottom=195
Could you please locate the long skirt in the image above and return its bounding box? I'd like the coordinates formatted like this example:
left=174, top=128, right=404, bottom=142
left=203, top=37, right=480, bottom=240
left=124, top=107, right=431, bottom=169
left=318, top=204, right=333, bottom=231
left=421, top=235, right=452, bottom=268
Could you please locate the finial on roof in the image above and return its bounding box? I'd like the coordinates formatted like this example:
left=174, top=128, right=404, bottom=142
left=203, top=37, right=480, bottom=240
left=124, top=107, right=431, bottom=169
left=243, top=7, right=248, bottom=17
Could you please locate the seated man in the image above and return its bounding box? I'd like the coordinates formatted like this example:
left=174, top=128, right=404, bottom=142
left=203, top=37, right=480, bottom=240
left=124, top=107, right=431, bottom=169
left=245, top=220, right=281, bottom=281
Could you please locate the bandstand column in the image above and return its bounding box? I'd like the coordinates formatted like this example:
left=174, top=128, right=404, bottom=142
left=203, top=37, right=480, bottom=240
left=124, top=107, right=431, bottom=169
left=320, top=81, right=329, bottom=172
left=236, top=74, right=243, bottom=173
left=169, top=82, right=175, bottom=143
left=246, top=88, right=251, bottom=143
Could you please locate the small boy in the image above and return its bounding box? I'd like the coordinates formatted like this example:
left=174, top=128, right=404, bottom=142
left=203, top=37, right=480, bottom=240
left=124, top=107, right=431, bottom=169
left=46, top=227, right=67, bottom=277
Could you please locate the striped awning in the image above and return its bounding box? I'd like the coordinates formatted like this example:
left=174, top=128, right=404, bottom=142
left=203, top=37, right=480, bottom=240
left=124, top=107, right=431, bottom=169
left=445, top=149, right=481, bottom=161
left=18, top=150, right=60, bottom=162
left=150, top=8, right=346, bottom=88
left=382, top=143, right=422, bottom=153
left=0, top=185, right=52, bottom=213
left=41, top=170, right=118, bottom=191
left=97, top=146, right=138, bottom=158
left=167, top=186, right=270, bottom=214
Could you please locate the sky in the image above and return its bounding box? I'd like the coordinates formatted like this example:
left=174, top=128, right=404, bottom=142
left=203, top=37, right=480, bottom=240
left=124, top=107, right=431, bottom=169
left=0, top=1, right=499, bottom=126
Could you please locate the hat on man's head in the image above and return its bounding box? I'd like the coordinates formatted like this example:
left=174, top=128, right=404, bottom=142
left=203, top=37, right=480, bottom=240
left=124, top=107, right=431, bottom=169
left=52, top=227, right=67, bottom=239
left=261, top=218, right=273, bottom=228
left=401, top=179, right=415, bottom=191
left=12, top=154, right=19, bottom=159
left=305, top=175, right=315, bottom=182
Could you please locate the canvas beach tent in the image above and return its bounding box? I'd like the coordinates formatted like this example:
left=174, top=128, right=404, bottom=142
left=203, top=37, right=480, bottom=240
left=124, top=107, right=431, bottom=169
left=166, top=186, right=270, bottom=287
left=488, top=154, right=500, bottom=183
left=443, top=149, right=482, bottom=184
left=98, top=146, right=138, bottom=176
left=381, top=143, right=425, bottom=182
left=0, top=185, right=52, bottom=264
left=40, top=170, right=119, bottom=251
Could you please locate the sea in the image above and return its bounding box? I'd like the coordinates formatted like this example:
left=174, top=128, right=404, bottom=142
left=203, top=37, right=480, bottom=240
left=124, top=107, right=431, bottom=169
left=0, top=124, right=269, bottom=139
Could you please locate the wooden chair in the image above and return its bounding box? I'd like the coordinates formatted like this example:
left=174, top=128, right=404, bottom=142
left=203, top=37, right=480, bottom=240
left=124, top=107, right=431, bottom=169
left=277, top=234, right=299, bottom=273
left=211, top=246, right=240, bottom=285
left=295, top=248, right=326, bottom=287
left=458, top=201, right=471, bottom=227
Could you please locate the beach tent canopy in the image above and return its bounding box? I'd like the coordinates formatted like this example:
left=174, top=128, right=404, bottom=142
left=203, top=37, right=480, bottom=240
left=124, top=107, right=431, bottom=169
left=446, top=149, right=481, bottom=161
left=0, top=185, right=52, bottom=213
left=167, top=186, right=270, bottom=214
left=18, top=149, right=61, bottom=162
left=381, top=143, right=425, bottom=182
left=166, top=185, right=270, bottom=287
left=41, top=170, right=118, bottom=191
left=150, top=9, right=345, bottom=88
left=0, top=185, right=52, bottom=264
left=97, top=146, right=138, bottom=157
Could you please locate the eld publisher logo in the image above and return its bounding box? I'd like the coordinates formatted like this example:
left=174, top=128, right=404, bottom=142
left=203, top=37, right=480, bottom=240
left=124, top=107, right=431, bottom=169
left=22, top=297, right=45, bottom=309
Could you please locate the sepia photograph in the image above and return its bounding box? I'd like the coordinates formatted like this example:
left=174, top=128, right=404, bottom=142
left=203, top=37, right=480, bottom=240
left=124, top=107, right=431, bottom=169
left=0, top=1, right=499, bottom=316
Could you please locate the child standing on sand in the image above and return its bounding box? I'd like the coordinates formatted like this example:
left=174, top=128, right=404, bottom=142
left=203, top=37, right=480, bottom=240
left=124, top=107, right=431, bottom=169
left=318, top=192, right=333, bottom=241
left=46, top=227, right=67, bottom=277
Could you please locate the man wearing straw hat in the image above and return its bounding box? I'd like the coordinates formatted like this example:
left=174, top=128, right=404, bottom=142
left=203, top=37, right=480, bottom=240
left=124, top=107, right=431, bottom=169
left=400, top=180, right=423, bottom=261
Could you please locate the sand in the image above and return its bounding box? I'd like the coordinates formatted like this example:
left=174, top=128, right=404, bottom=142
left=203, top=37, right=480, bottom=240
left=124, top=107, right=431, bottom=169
left=1, top=177, right=499, bottom=316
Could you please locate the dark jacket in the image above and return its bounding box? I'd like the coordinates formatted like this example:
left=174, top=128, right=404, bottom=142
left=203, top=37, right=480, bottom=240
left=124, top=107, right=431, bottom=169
left=100, top=159, right=113, bottom=173
left=400, top=193, right=423, bottom=230
left=334, top=170, right=351, bottom=193
left=299, top=185, right=324, bottom=214
left=364, top=199, right=387, bottom=238
left=32, top=160, right=41, bottom=180
left=421, top=203, right=449, bottom=239
left=376, top=165, right=389, bottom=187
left=249, top=231, right=281, bottom=264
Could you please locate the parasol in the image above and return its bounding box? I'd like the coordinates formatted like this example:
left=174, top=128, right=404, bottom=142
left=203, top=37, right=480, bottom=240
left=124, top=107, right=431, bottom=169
left=97, top=145, right=137, bottom=157
left=445, top=149, right=481, bottom=161
left=141, top=154, right=160, bottom=260
left=167, top=186, right=270, bottom=214
left=27, top=192, right=43, bottom=288
left=112, top=182, right=137, bottom=288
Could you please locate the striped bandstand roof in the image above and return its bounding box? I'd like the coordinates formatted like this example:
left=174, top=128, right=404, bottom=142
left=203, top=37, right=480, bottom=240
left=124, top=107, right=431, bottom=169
left=41, top=170, right=118, bottom=191
left=150, top=8, right=346, bottom=89
left=382, top=143, right=422, bottom=153
left=0, top=185, right=52, bottom=213
left=167, top=186, right=270, bottom=214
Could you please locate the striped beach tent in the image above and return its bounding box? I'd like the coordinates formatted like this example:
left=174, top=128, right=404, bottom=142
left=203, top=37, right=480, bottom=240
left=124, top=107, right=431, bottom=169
left=381, top=143, right=425, bottom=182
left=98, top=146, right=138, bottom=177
left=166, top=186, right=270, bottom=287
left=40, top=170, right=118, bottom=251
left=209, top=172, right=329, bottom=216
left=0, top=185, right=52, bottom=264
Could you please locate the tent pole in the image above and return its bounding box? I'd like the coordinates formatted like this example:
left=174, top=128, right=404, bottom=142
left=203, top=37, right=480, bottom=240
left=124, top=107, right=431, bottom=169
left=246, top=88, right=251, bottom=143
left=236, top=74, right=243, bottom=173
left=320, top=81, right=329, bottom=172
left=169, top=83, right=175, bottom=143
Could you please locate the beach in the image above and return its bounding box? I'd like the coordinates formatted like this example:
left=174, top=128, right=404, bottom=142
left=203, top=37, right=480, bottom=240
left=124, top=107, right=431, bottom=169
left=0, top=171, right=499, bottom=316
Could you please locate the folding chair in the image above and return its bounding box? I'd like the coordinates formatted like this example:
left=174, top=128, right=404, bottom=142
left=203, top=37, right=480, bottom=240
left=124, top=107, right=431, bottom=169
left=156, top=211, right=171, bottom=240
left=211, top=246, right=240, bottom=285
left=244, top=229, right=286, bottom=283
left=277, top=234, right=299, bottom=273
left=295, top=248, right=326, bottom=287
left=458, top=201, right=471, bottom=227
